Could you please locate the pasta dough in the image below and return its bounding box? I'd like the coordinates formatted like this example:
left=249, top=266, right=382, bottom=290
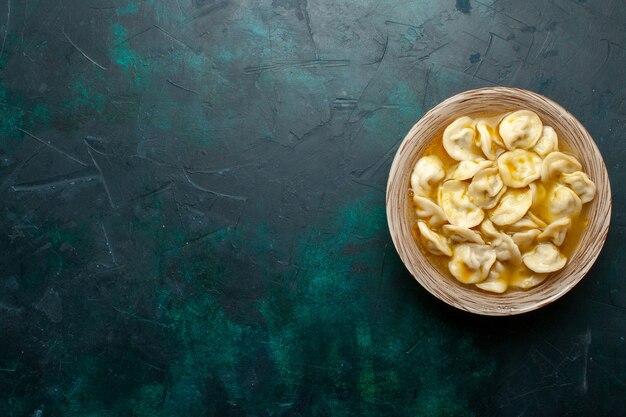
left=413, top=195, right=448, bottom=227
left=467, top=167, right=506, bottom=209
left=511, top=229, right=541, bottom=252
left=442, top=224, right=485, bottom=244
left=561, top=171, right=596, bottom=203
left=533, top=126, right=559, bottom=157
left=442, top=117, right=484, bottom=161
left=476, top=261, right=507, bottom=293
left=504, top=215, right=544, bottom=232
left=543, top=183, right=582, bottom=223
left=418, top=221, right=452, bottom=256
left=497, top=149, right=542, bottom=188
left=410, top=110, right=595, bottom=293
left=476, top=120, right=505, bottom=160
left=480, top=220, right=522, bottom=265
left=523, top=243, right=567, bottom=273
left=411, top=155, right=445, bottom=197
left=438, top=180, right=485, bottom=228
left=538, top=218, right=571, bottom=246
left=489, top=188, right=533, bottom=226
left=448, top=244, right=497, bottom=284
left=499, top=110, right=543, bottom=150
left=447, top=160, right=493, bottom=181
left=541, top=152, right=582, bottom=182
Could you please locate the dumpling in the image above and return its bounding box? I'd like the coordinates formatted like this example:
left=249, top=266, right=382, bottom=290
left=526, top=211, right=548, bottom=228
left=530, top=182, right=581, bottom=224
left=561, top=171, right=596, bottom=203
left=467, top=167, right=506, bottom=209
left=438, top=180, right=484, bottom=228
left=417, top=221, right=452, bottom=256
left=537, top=217, right=571, bottom=246
left=541, top=152, right=582, bottom=182
left=498, top=110, right=543, bottom=150
left=447, top=160, right=493, bottom=181
left=411, top=156, right=446, bottom=197
left=480, top=219, right=505, bottom=240
left=533, top=126, right=559, bottom=157
left=482, top=187, right=507, bottom=211
left=411, top=110, right=594, bottom=294
left=544, top=184, right=582, bottom=223
left=503, top=215, right=544, bottom=232
left=529, top=181, right=547, bottom=206
left=497, top=149, right=542, bottom=188
left=523, top=243, right=567, bottom=273
left=448, top=243, right=497, bottom=284
left=442, top=224, right=485, bottom=244
left=442, top=116, right=483, bottom=161
left=511, top=229, right=541, bottom=252
left=476, top=261, right=508, bottom=293
left=413, top=196, right=448, bottom=227
left=509, top=264, right=547, bottom=290
left=489, top=188, right=532, bottom=226
left=480, top=220, right=522, bottom=264
left=476, top=120, right=505, bottom=160
left=476, top=114, right=506, bottom=146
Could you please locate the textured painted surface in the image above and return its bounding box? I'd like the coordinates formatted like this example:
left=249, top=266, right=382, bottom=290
left=0, top=0, right=625, bottom=415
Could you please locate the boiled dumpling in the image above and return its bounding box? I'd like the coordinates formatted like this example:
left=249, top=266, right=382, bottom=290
left=529, top=181, right=547, bottom=206
left=417, top=221, right=452, bottom=256
left=476, top=120, right=505, bottom=160
left=476, top=115, right=506, bottom=146
left=544, top=184, right=582, bottom=223
left=411, top=110, right=594, bottom=294
left=438, top=180, right=484, bottom=228
left=480, top=220, right=522, bottom=264
left=489, top=188, right=532, bottom=226
left=533, top=126, right=559, bottom=157
left=447, top=160, right=493, bottom=181
left=497, top=149, right=542, bottom=188
left=504, top=214, right=544, bottom=232
left=467, top=167, right=506, bottom=209
left=499, top=110, right=543, bottom=150
left=442, top=224, right=485, bottom=244
left=530, top=182, right=581, bottom=223
left=511, top=229, right=541, bottom=252
left=561, top=171, right=596, bottom=203
left=448, top=243, right=497, bottom=284
left=526, top=211, right=548, bottom=228
left=481, top=187, right=506, bottom=211
left=442, top=117, right=483, bottom=161
left=479, top=219, right=500, bottom=239
left=413, top=195, right=448, bottom=227
left=476, top=261, right=508, bottom=293
left=509, top=264, right=547, bottom=290
left=411, top=156, right=446, bottom=197
left=541, top=152, right=582, bottom=182
left=523, top=243, right=567, bottom=273
left=537, top=217, right=571, bottom=246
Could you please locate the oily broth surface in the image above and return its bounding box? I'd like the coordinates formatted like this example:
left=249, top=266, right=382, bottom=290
left=409, top=114, right=590, bottom=292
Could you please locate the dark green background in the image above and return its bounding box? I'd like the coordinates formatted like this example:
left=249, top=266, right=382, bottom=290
left=1, top=0, right=625, bottom=415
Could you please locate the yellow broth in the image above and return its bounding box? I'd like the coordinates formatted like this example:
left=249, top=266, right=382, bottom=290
left=409, top=119, right=590, bottom=293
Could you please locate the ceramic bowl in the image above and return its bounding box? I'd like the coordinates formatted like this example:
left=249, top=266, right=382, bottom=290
left=386, top=87, right=611, bottom=316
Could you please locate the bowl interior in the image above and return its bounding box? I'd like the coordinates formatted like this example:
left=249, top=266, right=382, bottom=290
left=386, top=87, right=611, bottom=315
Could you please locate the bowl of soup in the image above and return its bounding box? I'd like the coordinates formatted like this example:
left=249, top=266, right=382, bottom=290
left=386, top=87, right=611, bottom=315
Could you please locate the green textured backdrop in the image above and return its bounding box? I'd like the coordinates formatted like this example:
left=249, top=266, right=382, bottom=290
left=0, top=0, right=625, bottom=416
